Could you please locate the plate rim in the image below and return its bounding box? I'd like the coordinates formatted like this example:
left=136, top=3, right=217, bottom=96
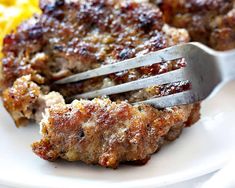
left=0, top=148, right=227, bottom=188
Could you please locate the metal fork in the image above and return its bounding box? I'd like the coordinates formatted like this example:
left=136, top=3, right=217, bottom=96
left=55, top=42, right=235, bottom=108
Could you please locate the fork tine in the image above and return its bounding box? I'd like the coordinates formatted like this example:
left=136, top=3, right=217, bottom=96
left=135, top=90, right=197, bottom=108
left=55, top=44, right=185, bottom=84
left=67, top=68, right=188, bottom=100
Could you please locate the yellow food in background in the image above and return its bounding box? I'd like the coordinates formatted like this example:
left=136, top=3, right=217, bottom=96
left=0, top=0, right=41, bottom=58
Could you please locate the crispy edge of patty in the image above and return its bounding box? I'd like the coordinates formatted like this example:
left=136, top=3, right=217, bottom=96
left=32, top=99, right=200, bottom=168
left=2, top=75, right=65, bottom=126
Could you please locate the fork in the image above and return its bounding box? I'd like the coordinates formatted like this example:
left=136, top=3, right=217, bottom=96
left=55, top=42, right=235, bottom=108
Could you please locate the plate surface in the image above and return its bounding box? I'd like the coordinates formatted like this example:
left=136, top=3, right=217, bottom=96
left=0, top=82, right=235, bottom=188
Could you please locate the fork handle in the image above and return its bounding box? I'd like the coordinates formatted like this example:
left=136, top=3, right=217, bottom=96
left=218, top=50, right=235, bottom=81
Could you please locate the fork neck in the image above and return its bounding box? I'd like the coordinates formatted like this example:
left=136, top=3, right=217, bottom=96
left=217, top=50, right=235, bottom=81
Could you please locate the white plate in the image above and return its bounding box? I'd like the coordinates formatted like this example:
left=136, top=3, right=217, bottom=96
left=0, top=82, right=235, bottom=188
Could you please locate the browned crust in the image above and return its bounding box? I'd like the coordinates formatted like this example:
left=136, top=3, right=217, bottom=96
left=159, top=0, right=235, bottom=50
left=1, top=0, right=201, bottom=168
left=1, top=0, right=193, bottom=126
left=32, top=99, right=198, bottom=168
left=2, top=75, right=41, bottom=126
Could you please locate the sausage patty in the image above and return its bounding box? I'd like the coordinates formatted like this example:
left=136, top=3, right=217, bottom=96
left=158, top=0, right=235, bottom=50
left=1, top=0, right=200, bottom=168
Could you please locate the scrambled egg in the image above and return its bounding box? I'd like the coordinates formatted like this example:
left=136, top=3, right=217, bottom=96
left=0, top=0, right=41, bottom=57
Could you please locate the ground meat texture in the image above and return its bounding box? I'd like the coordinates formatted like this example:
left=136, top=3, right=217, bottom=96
left=2, top=75, right=65, bottom=126
left=158, top=0, right=235, bottom=51
left=32, top=98, right=195, bottom=168
left=2, top=75, right=41, bottom=126
left=1, top=0, right=189, bottom=92
left=1, top=0, right=194, bottom=125
left=1, top=0, right=201, bottom=168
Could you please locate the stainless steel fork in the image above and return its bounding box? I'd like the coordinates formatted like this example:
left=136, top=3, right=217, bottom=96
left=55, top=42, right=235, bottom=108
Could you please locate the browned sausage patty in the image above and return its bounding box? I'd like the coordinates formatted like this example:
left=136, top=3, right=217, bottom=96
left=1, top=0, right=200, bottom=168
left=158, top=0, right=235, bottom=50
left=32, top=98, right=199, bottom=168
